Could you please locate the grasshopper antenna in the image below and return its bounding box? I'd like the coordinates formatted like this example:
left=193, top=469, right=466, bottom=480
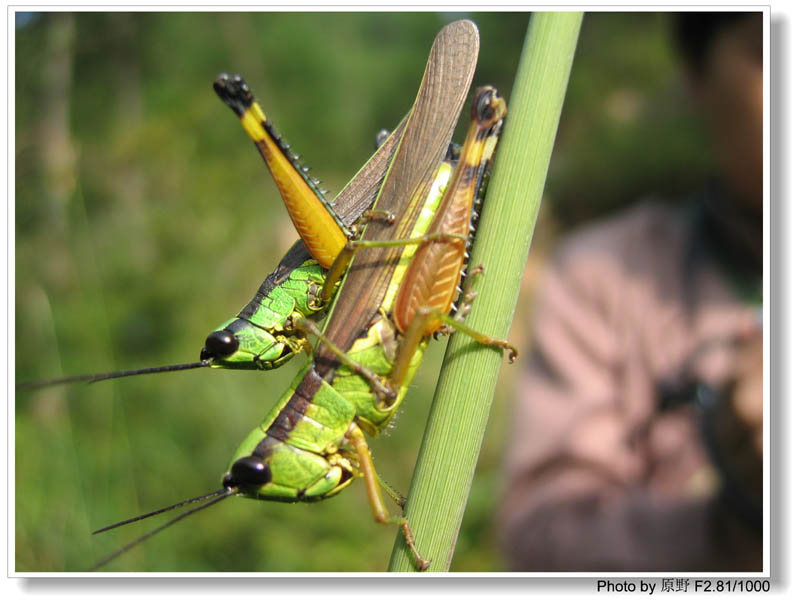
left=89, top=487, right=235, bottom=571
left=16, top=361, right=211, bottom=391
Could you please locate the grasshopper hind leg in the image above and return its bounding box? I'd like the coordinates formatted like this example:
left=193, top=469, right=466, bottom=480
left=438, top=264, right=485, bottom=336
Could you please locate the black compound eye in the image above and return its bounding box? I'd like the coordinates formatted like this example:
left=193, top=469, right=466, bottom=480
left=201, top=330, right=239, bottom=360
left=223, top=456, right=272, bottom=489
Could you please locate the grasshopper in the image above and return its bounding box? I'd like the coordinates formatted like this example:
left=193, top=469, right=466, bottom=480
left=15, top=92, right=411, bottom=388
left=16, top=31, right=456, bottom=389
left=200, top=74, right=452, bottom=371
left=91, top=22, right=515, bottom=571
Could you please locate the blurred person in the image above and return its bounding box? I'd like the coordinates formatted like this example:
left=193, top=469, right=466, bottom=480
left=500, top=12, right=763, bottom=571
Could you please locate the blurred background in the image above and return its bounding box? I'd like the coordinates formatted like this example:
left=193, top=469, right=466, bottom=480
left=15, top=12, right=710, bottom=572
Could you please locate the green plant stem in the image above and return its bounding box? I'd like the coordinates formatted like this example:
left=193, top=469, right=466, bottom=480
left=388, top=12, right=583, bottom=572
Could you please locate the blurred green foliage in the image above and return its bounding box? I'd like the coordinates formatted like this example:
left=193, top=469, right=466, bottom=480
left=550, top=12, right=712, bottom=227
left=15, top=11, right=708, bottom=572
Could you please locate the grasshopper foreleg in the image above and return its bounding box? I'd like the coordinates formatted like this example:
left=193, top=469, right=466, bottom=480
left=440, top=264, right=485, bottom=334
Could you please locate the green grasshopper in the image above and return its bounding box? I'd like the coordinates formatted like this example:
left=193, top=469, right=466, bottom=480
left=200, top=74, right=451, bottom=371
left=14, top=94, right=413, bottom=388
left=90, top=21, right=515, bottom=571
left=16, top=49, right=453, bottom=389
left=93, top=78, right=513, bottom=571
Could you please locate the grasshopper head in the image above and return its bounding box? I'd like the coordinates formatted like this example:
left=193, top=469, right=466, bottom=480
left=201, top=318, right=296, bottom=370
left=222, top=430, right=355, bottom=501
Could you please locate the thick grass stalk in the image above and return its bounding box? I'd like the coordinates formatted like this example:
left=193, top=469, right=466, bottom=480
left=388, top=12, right=583, bottom=572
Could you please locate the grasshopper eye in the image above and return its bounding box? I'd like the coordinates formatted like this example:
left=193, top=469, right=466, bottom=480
left=223, top=456, right=272, bottom=488
left=201, top=330, right=239, bottom=360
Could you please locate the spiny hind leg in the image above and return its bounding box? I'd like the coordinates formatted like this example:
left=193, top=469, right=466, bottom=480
left=389, top=287, right=517, bottom=392
left=375, top=471, right=406, bottom=508
left=440, top=264, right=485, bottom=335
left=432, top=265, right=515, bottom=359
left=346, top=424, right=429, bottom=571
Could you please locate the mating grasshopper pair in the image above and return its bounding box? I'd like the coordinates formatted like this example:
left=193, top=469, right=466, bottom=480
left=20, top=19, right=515, bottom=571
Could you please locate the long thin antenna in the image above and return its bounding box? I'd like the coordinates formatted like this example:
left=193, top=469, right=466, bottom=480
left=89, top=487, right=234, bottom=571
left=16, top=361, right=210, bottom=391
left=92, top=488, right=231, bottom=534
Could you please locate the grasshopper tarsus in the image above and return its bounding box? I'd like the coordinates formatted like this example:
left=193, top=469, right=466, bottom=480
left=397, top=518, right=430, bottom=571
left=507, top=346, right=519, bottom=364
